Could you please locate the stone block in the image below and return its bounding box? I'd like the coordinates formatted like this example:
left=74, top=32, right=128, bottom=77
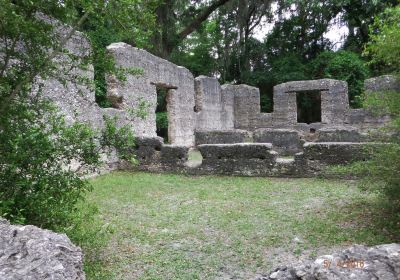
left=195, top=130, right=252, bottom=145
left=316, top=127, right=365, bottom=142
left=253, top=128, right=303, bottom=155
left=0, top=219, right=85, bottom=280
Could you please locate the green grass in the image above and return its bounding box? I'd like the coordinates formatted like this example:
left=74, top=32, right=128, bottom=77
left=81, top=172, right=399, bottom=279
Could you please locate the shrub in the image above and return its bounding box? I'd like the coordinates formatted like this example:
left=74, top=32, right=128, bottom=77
left=308, top=51, right=370, bottom=108
left=0, top=99, right=136, bottom=229
left=355, top=89, right=400, bottom=206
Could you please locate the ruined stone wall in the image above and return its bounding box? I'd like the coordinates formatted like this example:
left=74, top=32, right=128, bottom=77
left=272, top=79, right=349, bottom=126
left=194, top=76, right=223, bottom=131
left=347, top=75, right=399, bottom=129
left=34, top=15, right=104, bottom=130
left=220, top=85, right=235, bottom=130
left=106, top=43, right=196, bottom=146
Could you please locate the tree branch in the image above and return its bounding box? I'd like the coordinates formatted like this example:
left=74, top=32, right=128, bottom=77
left=178, top=0, right=231, bottom=41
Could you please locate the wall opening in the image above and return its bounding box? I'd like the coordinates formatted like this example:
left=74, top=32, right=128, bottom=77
left=296, top=91, right=321, bottom=124
left=260, top=88, right=273, bottom=113
left=186, top=148, right=203, bottom=168
left=156, top=86, right=169, bottom=143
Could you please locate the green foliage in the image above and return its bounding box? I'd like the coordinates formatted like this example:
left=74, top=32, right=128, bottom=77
left=60, top=201, right=114, bottom=279
left=170, top=20, right=220, bottom=77
left=271, top=54, right=309, bottom=84
left=0, top=100, right=98, bottom=228
left=126, top=97, right=152, bottom=121
left=343, top=89, right=400, bottom=208
left=364, top=5, right=400, bottom=74
left=345, top=5, right=400, bottom=208
left=102, top=116, right=137, bottom=164
left=81, top=1, right=157, bottom=107
left=156, top=112, right=169, bottom=129
left=308, top=51, right=369, bottom=107
left=0, top=1, right=139, bottom=231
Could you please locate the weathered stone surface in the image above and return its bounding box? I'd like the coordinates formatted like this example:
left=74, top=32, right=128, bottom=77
left=198, top=143, right=273, bottom=159
left=230, top=85, right=261, bottom=130
left=195, top=130, right=252, bottom=145
left=161, top=145, right=189, bottom=165
left=347, top=108, right=390, bottom=128
left=106, top=42, right=196, bottom=146
left=253, top=129, right=304, bottom=155
left=194, top=76, right=223, bottom=130
left=364, top=75, right=400, bottom=93
left=293, top=142, right=376, bottom=176
left=316, top=127, right=365, bottom=142
left=300, top=142, right=371, bottom=165
left=34, top=14, right=104, bottom=130
left=196, top=143, right=277, bottom=176
left=258, top=243, right=400, bottom=280
left=220, top=85, right=235, bottom=130
left=345, top=75, right=398, bottom=129
left=272, top=79, right=349, bottom=126
left=252, top=113, right=273, bottom=129
left=0, top=219, right=85, bottom=280
left=134, top=137, right=164, bottom=166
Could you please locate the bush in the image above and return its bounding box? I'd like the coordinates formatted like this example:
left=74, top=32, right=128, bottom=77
left=0, top=98, right=136, bottom=229
left=349, top=6, right=400, bottom=208
left=308, top=51, right=370, bottom=108
left=0, top=100, right=98, bottom=228
left=356, top=89, right=400, bottom=206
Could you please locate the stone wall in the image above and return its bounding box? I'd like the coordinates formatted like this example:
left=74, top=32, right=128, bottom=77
left=195, top=130, right=252, bottom=145
left=253, top=129, right=304, bottom=155
left=106, top=43, right=196, bottom=146
left=16, top=15, right=398, bottom=174
left=272, top=79, right=349, bottom=126
left=347, top=75, right=399, bottom=129
left=194, top=76, right=223, bottom=131
left=220, top=85, right=235, bottom=130
left=35, top=14, right=104, bottom=130
left=197, top=143, right=277, bottom=176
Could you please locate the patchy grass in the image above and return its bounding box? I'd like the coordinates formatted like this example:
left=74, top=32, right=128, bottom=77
left=82, top=172, right=399, bottom=279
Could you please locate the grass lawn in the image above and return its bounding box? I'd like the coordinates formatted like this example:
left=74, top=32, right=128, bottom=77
left=83, top=171, right=399, bottom=280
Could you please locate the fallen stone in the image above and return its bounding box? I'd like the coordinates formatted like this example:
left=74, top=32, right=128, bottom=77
left=0, top=219, right=85, bottom=280
left=258, top=243, right=400, bottom=280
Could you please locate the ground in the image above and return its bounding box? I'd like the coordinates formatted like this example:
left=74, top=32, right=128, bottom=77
left=83, top=172, right=397, bottom=280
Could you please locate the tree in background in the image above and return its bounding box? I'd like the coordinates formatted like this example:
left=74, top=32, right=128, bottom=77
left=167, top=0, right=396, bottom=112
left=80, top=1, right=158, bottom=107
left=152, top=0, right=232, bottom=58
left=308, top=51, right=369, bottom=107
left=364, top=4, right=400, bottom=75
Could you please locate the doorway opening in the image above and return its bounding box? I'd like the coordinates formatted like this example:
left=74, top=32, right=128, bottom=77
left=296, top=91, right=321, bottom=124
left=156, top=86, right=169, bottom=143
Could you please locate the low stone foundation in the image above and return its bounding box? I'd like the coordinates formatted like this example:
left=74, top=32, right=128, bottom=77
left=316, top=127, right=366, bottom=142
left=196, top=143, right=277, bottom=176
left=130, top=141, right=376, bottom=178
left=131, top=137, right=189, bottom=172
left=253, top=128, right=304, bottom=155
left=195, top=130, right=252, bottom=145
